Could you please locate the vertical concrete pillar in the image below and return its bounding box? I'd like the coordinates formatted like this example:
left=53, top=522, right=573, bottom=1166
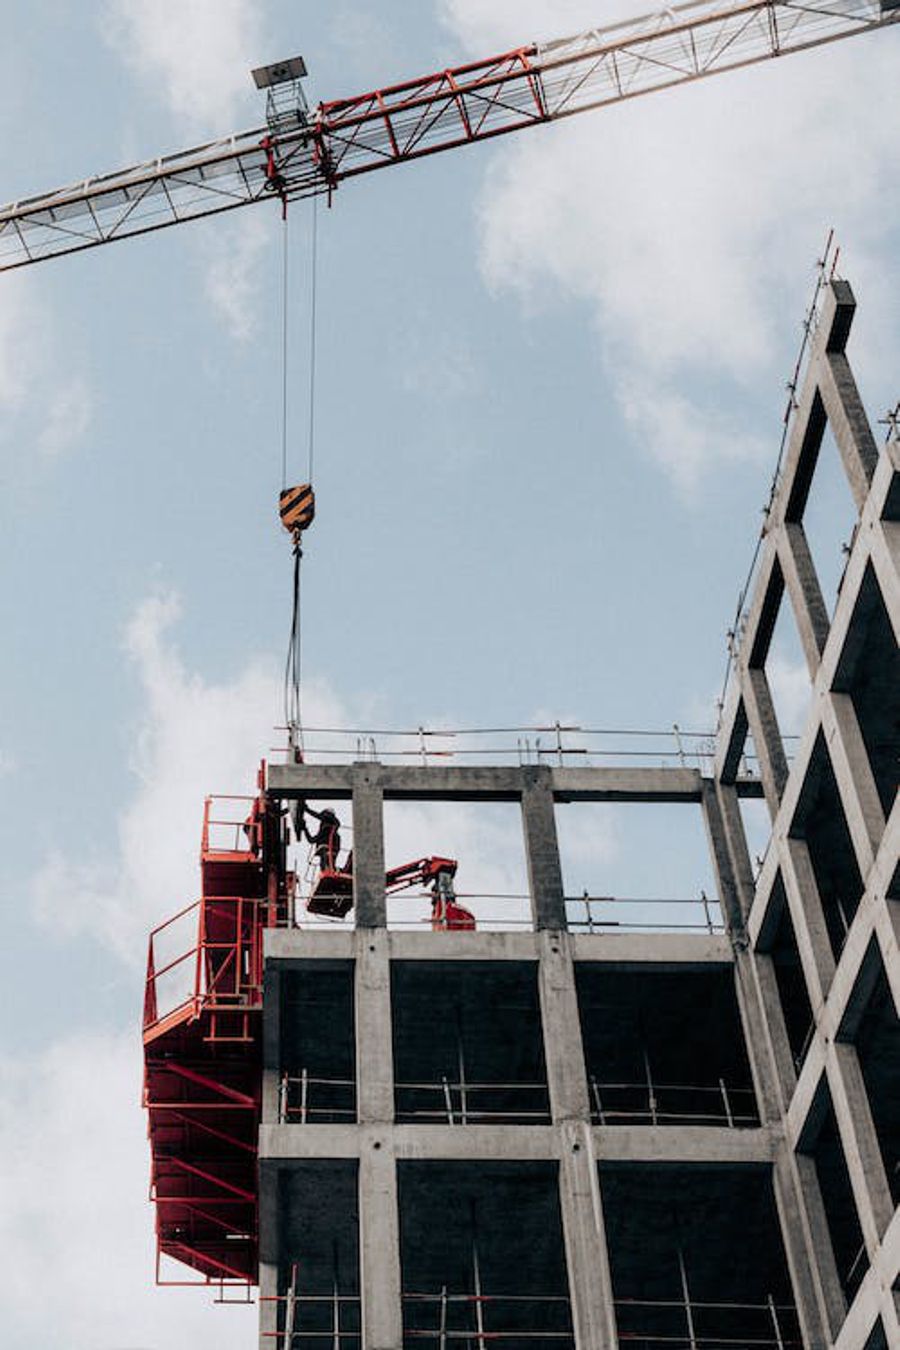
left=537, top=931, right=591, bottom=1121
left=352, top=766, right=385, bottom=929
left=355, top=928, right=394, bottom=1124
left=559, top=1123, right=618, bottom=1350
left=359, top=1135, right=403, bottom=1350
left=521, top=767, right=567, bottom=930
left=257, top=1259, right=280, bottom=1350
left=743, top=667, right=789, bottom=816
left=772, top=1151, right=844, bottom=1348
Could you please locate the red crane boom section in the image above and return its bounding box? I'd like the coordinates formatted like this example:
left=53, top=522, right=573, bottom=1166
left=0, top=0, right=896, bottom=270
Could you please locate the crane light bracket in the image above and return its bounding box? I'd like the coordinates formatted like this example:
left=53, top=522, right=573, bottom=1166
left=252, top=56, right=310, bottom=135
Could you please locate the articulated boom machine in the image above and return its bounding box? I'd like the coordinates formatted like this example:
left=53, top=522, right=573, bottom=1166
left=142, top=767, right=474, bottom=1288
left=307, top=845, right=476, bottom=930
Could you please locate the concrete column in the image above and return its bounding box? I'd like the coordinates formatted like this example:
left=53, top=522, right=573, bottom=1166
left=257, top=1259, right=280, bottom=1350
left=773, top=1149, right=845, bottom=1347
left=352, top=766, right=385, bottom=930
left=355, top=928, right=394, bottom=1124
left=777, top=522, right=830, bottom=674
left=558, top=1122, right=618, bottom=1350
left=701, top=779, right=746, bottom=931
left=780, top=837, right=836, bottom=1010
left=713, top=781, right=758, bottom=922
left=537, top=931, right=591, bottom=1121
left=822, top=692, right=885, bottom=877
left=818, top=349, right=879, bottom=512
left=826, top=1042, right=895, bottom=1249
left=743, top=667, right=789, bottom=817
left=521, top=767, right=567, bottom=930
left=261, top=963, right=283, bottom=1125
left=359, top=1133, right=403, bottom=1350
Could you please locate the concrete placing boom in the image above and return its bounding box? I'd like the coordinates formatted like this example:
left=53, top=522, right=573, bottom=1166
left=1, top=0, right=897, bottom=271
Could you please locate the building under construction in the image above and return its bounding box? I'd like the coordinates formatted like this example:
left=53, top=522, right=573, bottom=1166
left=4, top=4, right=894, bottom=1348
left=139, top=277, right=899, bottom=1350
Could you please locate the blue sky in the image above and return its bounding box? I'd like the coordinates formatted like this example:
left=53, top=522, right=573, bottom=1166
left=1, top=2, right=898, bottom=1347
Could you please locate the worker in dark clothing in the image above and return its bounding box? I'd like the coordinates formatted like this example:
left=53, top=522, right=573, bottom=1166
left=302, top=805, right=341, bottom=872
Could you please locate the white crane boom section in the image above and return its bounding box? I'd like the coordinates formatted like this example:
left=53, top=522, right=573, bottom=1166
left=0, top=0, right=895, bottom=271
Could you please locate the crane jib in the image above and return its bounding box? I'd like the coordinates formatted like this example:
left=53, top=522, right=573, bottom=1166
left=0, top=0, right=897, bottom=270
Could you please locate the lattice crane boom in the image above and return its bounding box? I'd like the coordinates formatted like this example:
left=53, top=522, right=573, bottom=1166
left=1, top=0, right=896, bottom=271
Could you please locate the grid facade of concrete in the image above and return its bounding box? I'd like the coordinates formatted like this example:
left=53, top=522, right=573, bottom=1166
left=258, top=280, right=898, bottom=1350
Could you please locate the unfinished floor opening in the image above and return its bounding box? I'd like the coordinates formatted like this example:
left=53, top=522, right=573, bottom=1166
left=798, top=1079, right=868, bottom=1305
left=600, top=1163, right=799, bottom=1349
left=383, top=800, right=530, bottom=931
left=833, top=563, right=900, bottom=820
left=758, top=875, right=815, bottom=1073
left=840, top=940, right=900, bottom=1207
left=557, top=801, right=721, bottom=935
left=398, top=1161, right=572, bottom=1348
left=576, top=965, right=759, bottom=1127
left=276, top=962, right=356, bottom=1124
left=790, top=734, right=864, bottom=960
left=271, top=1161, right=360, bottom=1348
left=391, top=960, right=549, bottom=1125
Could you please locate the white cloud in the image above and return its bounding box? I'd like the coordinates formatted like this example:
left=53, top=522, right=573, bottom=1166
left=0, top=1029, right=255, bottom=1350
left=38, top=375, right=93, bottom=458
left=102, top=0, right=264, bottom=134
left=0, top=274, right=93, bottom=457
left=32, top=590, right=345, bottom=964
left=32, top=591, right=557, bottom=957
left=101, top=2, right=274, bottom=342
left=768, top=649, right=812, bottom=739
left=440, top=0, right=621, bottom=51
left=202, top=211, right=271, bottom=342
left=0, top=274, right=37, bottom=411
left=441, top=1, right=900, bottom=490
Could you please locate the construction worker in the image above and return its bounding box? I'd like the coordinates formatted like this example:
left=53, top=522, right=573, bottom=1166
left=301, top=804, right=341, bottom=872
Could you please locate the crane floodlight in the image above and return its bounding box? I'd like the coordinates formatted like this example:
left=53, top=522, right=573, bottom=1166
left=251, top=56, right=308, bottom=90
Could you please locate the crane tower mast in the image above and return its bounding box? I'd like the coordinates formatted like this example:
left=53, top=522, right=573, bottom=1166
left=0, top=0, right=897, bottom=271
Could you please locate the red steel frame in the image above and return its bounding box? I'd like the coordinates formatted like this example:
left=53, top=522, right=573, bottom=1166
left=143, top=781, right=287, bottom=1287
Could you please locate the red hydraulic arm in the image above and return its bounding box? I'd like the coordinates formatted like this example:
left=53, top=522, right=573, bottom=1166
left=0, top=0, right=897, bottom=270
left=307, top=851, right=476, bottom=928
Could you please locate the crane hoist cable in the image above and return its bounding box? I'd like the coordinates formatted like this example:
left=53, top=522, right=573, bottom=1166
left=279, top=199, right=320, bottom=759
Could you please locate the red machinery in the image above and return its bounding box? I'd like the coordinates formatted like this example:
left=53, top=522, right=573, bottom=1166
left=308, top=847, right=476, bottom=930
left=142, top=768, right=289, bottom=1287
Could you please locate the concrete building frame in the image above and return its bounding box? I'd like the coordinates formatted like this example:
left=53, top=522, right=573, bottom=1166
left=257, top=280, right=899, bottom=1350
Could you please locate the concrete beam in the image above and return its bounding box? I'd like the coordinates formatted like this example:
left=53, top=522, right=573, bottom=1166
left=552, top=765, right=703, bottom=802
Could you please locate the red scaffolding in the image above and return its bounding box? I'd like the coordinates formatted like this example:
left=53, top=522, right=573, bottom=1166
left=142, top=773, right=288, bottom=1286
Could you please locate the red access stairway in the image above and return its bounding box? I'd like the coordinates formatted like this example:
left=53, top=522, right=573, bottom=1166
left=142, top=775, right=287, bottom=1286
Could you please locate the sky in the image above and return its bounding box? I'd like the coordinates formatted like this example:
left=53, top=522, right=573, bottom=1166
left=0, top=2, right=898, bottom=1347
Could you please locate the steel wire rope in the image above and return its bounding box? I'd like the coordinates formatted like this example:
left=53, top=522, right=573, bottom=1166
left=282, top=199, right=323, bottom=756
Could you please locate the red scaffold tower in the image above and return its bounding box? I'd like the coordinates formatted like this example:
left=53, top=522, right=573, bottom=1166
left=142, top=766, right=289, bottom=1287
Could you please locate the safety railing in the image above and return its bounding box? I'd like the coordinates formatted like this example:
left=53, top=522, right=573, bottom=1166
left=395, top=1079, right=551, bottom=1126
left=143, top=894, right=266, bottom=1034
left=566, top=893, right=724, bottom=935
left=262, top=1266, right=361, bottom=1348
left=403, top=1291, right=573, bottom=1345
left=296, top=893, right=727, bottom=935
left=278, top=1070, right=356, bottom=1124
left=275, top=722, right=753, bottom=774
left=202, top=793, right=260, bottom=854
left=614, top=1294, right=800, bottom=1348
left=589, top=1077, right=759, bottom=1128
